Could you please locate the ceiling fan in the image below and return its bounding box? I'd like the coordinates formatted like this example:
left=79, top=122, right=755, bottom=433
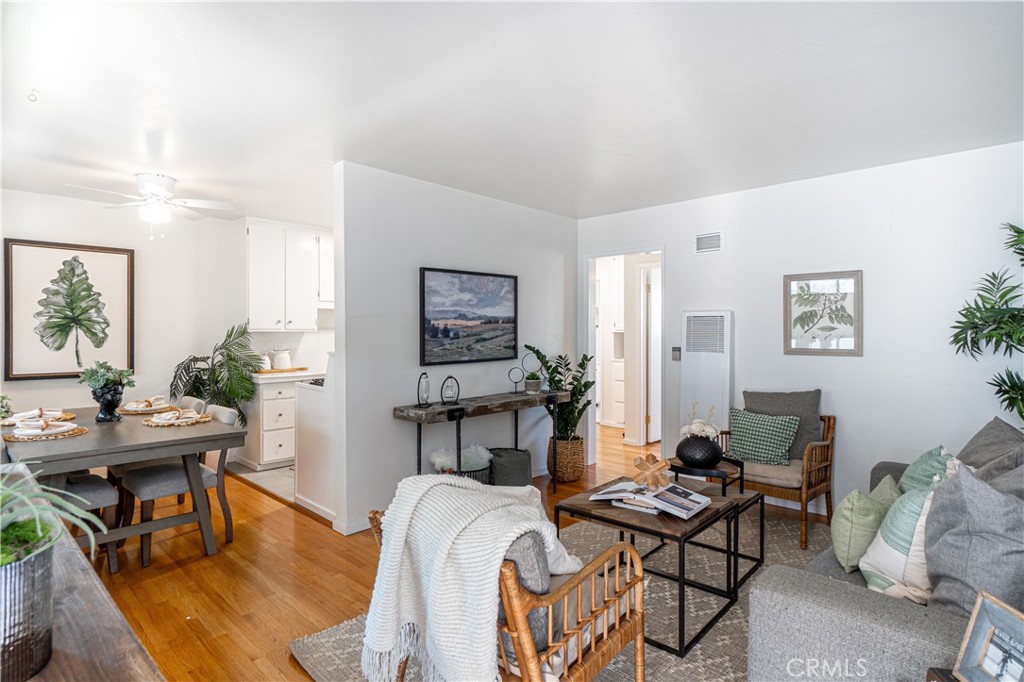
left=67, top=173, right=236, bottom=223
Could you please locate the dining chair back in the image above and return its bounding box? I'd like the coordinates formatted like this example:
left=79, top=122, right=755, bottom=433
left=177, top=396, right=206, bottom=414
left=120, top=405, right=239, bottom=567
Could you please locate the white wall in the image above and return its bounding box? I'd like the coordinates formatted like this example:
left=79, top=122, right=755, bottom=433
left=578, top=142, right=1024, bottom=506
left=1, top=189, right=246, bottom=408
left=334, top=162, right=577, bottom=533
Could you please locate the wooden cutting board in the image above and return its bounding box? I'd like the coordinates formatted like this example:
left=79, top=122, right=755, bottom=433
left=254, top=367, right=310, bottom=374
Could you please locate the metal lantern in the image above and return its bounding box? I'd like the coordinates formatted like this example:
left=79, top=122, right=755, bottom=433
left=416, top=372, right=431, bottom=408
left=440, top=376, right=460, bottom=405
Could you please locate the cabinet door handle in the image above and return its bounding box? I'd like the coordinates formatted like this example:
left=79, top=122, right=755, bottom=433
left=278, top=413, right=283, bottom=417
left=276, top=320, right=282, bottom=325
left=288, top=320, right=293, bottom=324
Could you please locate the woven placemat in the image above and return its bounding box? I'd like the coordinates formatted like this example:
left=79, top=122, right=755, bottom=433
left=117, top=404, right=176, bottom=415
left=1, top=412, right=76, bottom=427
left=3, top=426, right=89, bottom=443
left=143, top=412, right=213, bottom=428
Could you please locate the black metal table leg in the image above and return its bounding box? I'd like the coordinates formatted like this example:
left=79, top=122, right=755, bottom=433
left=548, top=394, right=559, bottom=492
left=455, top=415, right=463, bottom=474
left=416, top=423, right=423, bottom=474
left=678, top=537, right=686, bottom=656
left=514, top=410, right=519, bottom=449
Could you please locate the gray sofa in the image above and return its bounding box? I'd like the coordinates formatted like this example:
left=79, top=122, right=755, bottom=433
left=748, top=461, right=968, bottom=682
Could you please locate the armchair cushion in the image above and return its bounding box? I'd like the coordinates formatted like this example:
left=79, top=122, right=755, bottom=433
left=500, top=531, right=554, bottom=656
left=743, top=389, right=821, bottom=460
left=956, top=417, right=1024, bottom=469
left=744, top=459, right=804, bottom=488
left=729, top=408, right=799, bottom=466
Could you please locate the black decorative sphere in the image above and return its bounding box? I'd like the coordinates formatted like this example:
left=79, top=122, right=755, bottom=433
left=675, top=436, right=723, bottom=468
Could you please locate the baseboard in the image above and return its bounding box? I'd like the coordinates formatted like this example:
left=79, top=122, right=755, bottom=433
left=339, top=518, right=370, bottom=535
left=294, top=494, right=336, bottom=523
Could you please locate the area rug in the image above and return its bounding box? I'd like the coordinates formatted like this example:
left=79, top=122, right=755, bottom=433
left=291, top=504, right=831, bottom=681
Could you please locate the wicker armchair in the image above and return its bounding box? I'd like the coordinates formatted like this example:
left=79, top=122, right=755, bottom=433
left=367, top=510, right=646, bottom=681
left=717, top=415, right=836, bottom=549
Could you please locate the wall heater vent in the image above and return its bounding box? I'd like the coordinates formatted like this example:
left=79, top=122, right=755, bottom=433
left=695, top=231, right=723, bottom=253
left=681, top=311, right=733, bottom=427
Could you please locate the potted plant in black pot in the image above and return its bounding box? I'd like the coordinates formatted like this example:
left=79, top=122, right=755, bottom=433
left=524, top=344, right=595, bottom=482
left=1, top=465, right=104, bottom=681
left=78, top=361, right=135, bottom=422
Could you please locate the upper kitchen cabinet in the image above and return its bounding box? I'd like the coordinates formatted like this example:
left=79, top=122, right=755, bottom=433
left=245, top=218, right=323, bottom=332
left=317, top=232, right=334, bottom=307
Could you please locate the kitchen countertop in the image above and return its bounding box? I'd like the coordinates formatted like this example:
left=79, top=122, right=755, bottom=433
left=252, top=370, right=325, bottom=384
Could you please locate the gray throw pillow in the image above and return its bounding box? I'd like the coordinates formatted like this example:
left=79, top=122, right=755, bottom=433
left=974, top=446, right=1024, bottom=483
left=743, top=389, right=821, bottom=460
left=956, top=417, right=1024, bottom=469
left=498, top=531, right=557, bottom=660
left=988, top=463, right=1024, bottom=500
left=925, top=467, right=1024, bottom=618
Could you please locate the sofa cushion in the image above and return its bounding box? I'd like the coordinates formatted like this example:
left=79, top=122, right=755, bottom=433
left=859, top=482, right=937, bottom=604
left=744, top=459, right=804, bottom=488
left=743, top=389, right=821, bottom=460
left=925, top=467, right=1024, bottom=617
left=728, top=408, right=799, bottom=466
left=805, top=548, right=868, bottom=588
left=956, top=417, right=1024, bottom=469
left=898, top=446, right=952, bottom=493
left=831, top=476, right=903, bottom=573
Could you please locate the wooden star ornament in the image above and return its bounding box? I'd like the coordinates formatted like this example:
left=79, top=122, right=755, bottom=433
left=633, top=453, right=669, bottom=489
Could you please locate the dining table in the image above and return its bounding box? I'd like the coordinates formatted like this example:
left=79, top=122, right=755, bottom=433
left=3, top=406, right=246, bottom=557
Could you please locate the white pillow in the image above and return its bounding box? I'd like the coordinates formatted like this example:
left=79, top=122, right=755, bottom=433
left=858, top=482, right=937, bottom=604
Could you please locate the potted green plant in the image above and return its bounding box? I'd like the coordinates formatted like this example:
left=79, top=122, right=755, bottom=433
left=1, top=465, right=105, bottom=681
left=524, top=344, right=595, bottom=482
left=951, top=223, right=1024, bottom=421
left=170, top=324, right=263, bottom=425
left=524, top=372, right=543, bottom=394
left=0, top=395, right=11, bottom=421
left=78, top=361, right=136, bottom=422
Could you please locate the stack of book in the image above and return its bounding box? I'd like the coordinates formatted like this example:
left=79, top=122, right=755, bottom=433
left=589, top=480, right=711, bottom=520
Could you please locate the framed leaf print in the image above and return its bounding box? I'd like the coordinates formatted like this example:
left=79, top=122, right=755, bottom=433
left=4, top=239, right=135, bottom=380
left=783, top=270, right=863, bottom=356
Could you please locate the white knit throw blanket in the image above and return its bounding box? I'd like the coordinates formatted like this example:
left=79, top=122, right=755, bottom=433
left=361, top=475, right=580, bottom=682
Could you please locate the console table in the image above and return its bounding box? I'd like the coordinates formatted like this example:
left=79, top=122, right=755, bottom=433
left=393, top=390, right=570, bottom=489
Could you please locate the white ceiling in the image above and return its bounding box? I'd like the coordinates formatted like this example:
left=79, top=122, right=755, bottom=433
left=3, top=2, right=1021, bottom=226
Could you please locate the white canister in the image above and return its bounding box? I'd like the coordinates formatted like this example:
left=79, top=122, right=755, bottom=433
left=260, top=354, right=273, bottom=370
left=272, top=350, right=292, bottom=370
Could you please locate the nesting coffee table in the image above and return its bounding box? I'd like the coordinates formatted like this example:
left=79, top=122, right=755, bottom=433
left=555, top=476, right=764, bottom=658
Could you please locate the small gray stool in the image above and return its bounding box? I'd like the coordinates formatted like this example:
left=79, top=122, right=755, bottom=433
left=489, top=448, right=533, bottom=487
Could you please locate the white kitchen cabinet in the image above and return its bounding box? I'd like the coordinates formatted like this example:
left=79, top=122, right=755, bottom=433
left=235, top=373, right=323, bottom=471
left=245, top=218, right=323, bottom=332
left=317, top=232, right=334, bottom=306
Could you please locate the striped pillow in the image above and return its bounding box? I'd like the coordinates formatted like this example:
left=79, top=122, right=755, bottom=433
left=899, top=446, right=952, bottom=493
left=728, top=408, right=799, bottom=466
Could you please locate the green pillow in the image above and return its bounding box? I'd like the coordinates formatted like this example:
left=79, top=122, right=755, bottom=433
left=728, top=408, right=799, bottom=466
left=899, top=446, right=953, bottom=493
left=831, top=476, right=903, bottom=573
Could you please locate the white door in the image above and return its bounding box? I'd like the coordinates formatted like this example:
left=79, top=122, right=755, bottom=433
left=647, top=266, right=663, bottom=443
left=285, top=229, right=319, bottom=330
left=317, top=233, right=335, bottom=304
left=247, top=223, right=286, bottom=330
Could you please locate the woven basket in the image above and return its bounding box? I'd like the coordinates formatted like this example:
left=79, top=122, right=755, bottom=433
left=547, top=437, right=585, bottom=482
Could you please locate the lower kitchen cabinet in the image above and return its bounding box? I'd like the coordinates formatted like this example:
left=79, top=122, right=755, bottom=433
left=235, top=373, right=323, bottom=471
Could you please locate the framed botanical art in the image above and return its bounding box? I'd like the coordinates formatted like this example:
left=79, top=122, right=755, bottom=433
left=4, top=239, right=135, bottom=380
left=783, top=270, right=863, bottom=356
left=420, top=267, right=517, bottom=366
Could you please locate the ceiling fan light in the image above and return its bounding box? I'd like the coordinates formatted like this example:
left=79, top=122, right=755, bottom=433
left=139, top=201, right=171, bottom=224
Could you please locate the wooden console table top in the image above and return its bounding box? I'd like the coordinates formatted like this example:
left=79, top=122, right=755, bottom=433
left=393, top=390, right=569, bottom=424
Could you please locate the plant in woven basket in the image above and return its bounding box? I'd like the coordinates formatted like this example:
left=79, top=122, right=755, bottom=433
left=170, top=324, right=262, bottom=426
left=78, top=361, right=136, bottom=422
left=2, top=464, right=106, bottom=680
left=950, top=223, right=1024, bottom=421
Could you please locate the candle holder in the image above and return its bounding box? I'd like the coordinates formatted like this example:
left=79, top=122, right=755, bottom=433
left=416, top=372, right=431, bottom=408
left=440, top=376, right=460, bottom=405
left=508, top=367, right=525, bottom=394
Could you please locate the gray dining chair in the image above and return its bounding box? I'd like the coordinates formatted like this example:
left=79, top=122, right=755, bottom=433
left=62, top=472, right=120, bottom=573
left=119, top=405, right=237, bottom=567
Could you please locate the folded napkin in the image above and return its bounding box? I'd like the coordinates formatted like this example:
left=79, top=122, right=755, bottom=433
left=11, top=408, right=63, bottom=420
left=124, top=395, right=168, bottom=410
left=151, top=408, right=199, bottom=424
left=14, top=420, right=76, bottom=436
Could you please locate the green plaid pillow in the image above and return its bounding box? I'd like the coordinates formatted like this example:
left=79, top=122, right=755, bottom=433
left=729, top=408, right=799, bottom=466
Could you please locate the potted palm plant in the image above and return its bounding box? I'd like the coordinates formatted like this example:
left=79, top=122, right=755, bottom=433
left=170, top=324, right=263, bottom=425
left=524, top=344, right=595, bottom=482
left=78, top=361, right=136, bottom=422
left=1, top=465, right=104, bottom=681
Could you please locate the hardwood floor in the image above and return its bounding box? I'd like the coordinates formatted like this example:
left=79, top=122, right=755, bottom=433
left=99, top=426, right=822, bottom=680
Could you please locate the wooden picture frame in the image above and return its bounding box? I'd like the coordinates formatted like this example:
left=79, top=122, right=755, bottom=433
left=420, top=267, right=517, bottom=366
left=4, top=239, right=135, bottom=380
left=954, top=592, right=1024, bottom=682
left=783, top=270, right=863, bottom=356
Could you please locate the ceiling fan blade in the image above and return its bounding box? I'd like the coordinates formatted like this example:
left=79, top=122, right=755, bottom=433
left=171, top=198, right=236, bottom=211
left=172, top=205, right=208, bottom=221
left=102, top=202, right=146, bottom=208
left=65, top=184, right=142, bottom=201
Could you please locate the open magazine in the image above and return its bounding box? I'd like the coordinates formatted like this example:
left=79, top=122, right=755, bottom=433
left=590, top=481, right=712, bottom=520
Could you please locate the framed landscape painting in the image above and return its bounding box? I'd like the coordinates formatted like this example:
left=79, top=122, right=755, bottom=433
left=5, top=239, right=135, bottom=380
left=420, top=267, right=517, bottom=366
left=783, top=270, right=862, bottom=356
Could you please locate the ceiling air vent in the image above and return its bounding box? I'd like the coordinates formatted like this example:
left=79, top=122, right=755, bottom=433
left=685, top=314, right=726, bottom=354
left=695, top=231, right=723, bottom=254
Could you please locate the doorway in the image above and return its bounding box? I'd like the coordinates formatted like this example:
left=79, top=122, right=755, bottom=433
left=589, top=251, right=664, bottom=470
